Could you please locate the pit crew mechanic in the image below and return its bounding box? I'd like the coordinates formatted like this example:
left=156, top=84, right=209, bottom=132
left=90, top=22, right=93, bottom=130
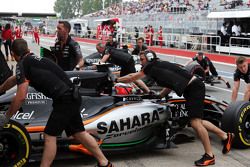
left=96, top=42, right=136, bottom=77
left=131, top=37, right=148, bottom=55
left=186, top=51, right=230, bottom=88
left=54, top=21, right=84, bottom=71
left=96, top=42, right=150, bottom=93
left=186, top=51, right=210, bottom=75
left=117, top=50, right=234, bottom=166
left=232, top=56, right=250, bottom=102
left=0, top=39, right=113, bottom=167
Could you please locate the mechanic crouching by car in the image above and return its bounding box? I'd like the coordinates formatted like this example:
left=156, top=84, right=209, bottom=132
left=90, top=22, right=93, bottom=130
left=117, top=50, right=234, bottom=166
left=0, top=39, right=113, bottom=167
left=186, top=51, right=230, bottom=88
left=54, top=21, right=84, bottom=71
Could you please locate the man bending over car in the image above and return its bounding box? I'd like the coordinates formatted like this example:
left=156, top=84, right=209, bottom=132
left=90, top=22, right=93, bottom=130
left=232, top=56, right=250, bottom=102
left=117, top=50, right=234, bottom=166
left=0, top=39, right=113, bottom=167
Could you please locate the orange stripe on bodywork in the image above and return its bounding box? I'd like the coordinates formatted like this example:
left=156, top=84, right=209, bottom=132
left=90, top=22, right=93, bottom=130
left=168, top=99, right=186, bottom=103
left=169, top=99, right=215, bottom=104
left=69, top=140, right=103, bottom=155
left=69, top=144, right=93, bottom=155
left=83, top=105, right=127, bottom=125
left=26, top=126, right=45, bottom=133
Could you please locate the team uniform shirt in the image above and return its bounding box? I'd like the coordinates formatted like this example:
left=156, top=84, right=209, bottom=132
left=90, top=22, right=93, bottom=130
left=142, top=60, right=192, bottom=96
left=54, top=36, right=82, bottom=71
left=233, top=64, right=250, bottom=83
left=105, top=41, right=118, bottom=48
left=16, top=54, right=73, bottom=99
left=103, top=47, right=136, bottom=76
left=192, top=56, right=209, bottom=70
left=131, top=45, right=148, bottom=55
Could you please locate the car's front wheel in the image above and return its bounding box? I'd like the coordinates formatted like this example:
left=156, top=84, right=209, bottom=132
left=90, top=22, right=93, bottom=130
left=0, top=120, right=31, bottom=166
left=221, top=101, right=250, bottom=148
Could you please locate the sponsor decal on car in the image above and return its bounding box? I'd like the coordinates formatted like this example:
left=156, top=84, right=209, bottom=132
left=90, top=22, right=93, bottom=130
left=25, top=93, right=50, bottom=105
left=12, top=111, right=35, bottom=120
left=97, top=109, right=161, bottom=135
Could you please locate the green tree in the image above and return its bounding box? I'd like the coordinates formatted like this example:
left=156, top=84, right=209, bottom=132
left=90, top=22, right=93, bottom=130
left=54, top=0, right=83, bottom=18
left=54, top=0, right=123, bottom=18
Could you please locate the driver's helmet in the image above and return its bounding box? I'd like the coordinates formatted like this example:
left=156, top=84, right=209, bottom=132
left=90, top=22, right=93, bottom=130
left=114, top=83, right=134, bottom=95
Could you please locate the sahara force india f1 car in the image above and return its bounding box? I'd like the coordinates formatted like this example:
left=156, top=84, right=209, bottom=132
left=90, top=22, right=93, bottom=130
left=0, top=65, right=249, bottom=167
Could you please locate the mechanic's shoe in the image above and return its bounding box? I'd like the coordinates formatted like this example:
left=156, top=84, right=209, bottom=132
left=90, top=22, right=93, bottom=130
left=222, top=132, right=234, bottom=154
left=226, top=82, right=231, bottom=89
left=96, top=161, right=113, bottom=167
left=194, top=153, right=215, bottom=166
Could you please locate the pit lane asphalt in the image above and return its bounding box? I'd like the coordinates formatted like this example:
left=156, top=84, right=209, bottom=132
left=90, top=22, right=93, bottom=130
left=16, top=36, right=250, bottom=167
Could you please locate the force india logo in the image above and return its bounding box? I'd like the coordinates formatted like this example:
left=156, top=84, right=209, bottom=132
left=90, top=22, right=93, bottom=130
left=97, top=110, right=161, bottom=135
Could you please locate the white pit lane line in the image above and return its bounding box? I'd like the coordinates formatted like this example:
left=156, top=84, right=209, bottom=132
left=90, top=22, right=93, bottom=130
left=206, top=84, right=244, bottom=96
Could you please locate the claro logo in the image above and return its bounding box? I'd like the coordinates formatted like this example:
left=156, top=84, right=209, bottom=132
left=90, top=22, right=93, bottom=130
left=12, top=111, right=34, bottom=120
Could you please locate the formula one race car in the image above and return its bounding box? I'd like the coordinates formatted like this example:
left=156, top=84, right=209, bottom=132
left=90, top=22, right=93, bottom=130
left=0, top=64, right=249, bottom=167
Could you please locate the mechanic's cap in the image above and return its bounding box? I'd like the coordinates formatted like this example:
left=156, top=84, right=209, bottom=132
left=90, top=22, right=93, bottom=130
left=143, top=50, right=157, bottom=62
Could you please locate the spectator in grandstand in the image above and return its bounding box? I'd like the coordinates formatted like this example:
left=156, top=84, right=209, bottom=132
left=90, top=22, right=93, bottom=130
left=232, top=56, right=250, bottom=102
left=54, top=21, right=84, bottom=71
left=105, top=34, right=118, bottom=48
left=2, top=23, right=14, bottom=61
left=131, top=37, right=148, bottom=55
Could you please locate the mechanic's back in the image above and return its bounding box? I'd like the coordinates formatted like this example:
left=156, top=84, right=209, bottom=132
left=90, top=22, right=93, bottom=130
left=17, top=53, right=73, bottom=99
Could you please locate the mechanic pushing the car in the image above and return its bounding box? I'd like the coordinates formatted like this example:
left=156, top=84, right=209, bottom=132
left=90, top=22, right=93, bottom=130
left=96, top=42, right=150, bottom=93
left=117, top=50, right=234, bottom=166
left=232, top=56, right=250, bottom=102
left=54, top=21, right=84, bottom=71
left=96, top=42, right=136, bottom=77
left=0, top=39, right=113, bottom=167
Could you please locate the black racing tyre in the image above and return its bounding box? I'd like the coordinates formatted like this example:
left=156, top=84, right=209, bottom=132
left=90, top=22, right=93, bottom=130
left=184, top=62, right=205, bottom=81
left=221, top=101, right=250, bottom=148
left=0, top=120, right=31, bottom=167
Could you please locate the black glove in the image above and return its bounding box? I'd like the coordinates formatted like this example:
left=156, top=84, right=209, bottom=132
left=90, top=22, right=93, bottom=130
left=148, top=90, right=162, bottom=99
left=0, top=113, right=9, bottom=130
left=149, top=90, right=157, bottom=95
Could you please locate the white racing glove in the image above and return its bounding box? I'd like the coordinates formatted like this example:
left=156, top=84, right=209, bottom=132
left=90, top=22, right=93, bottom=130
left=0, top=113, right=9, bottom=130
